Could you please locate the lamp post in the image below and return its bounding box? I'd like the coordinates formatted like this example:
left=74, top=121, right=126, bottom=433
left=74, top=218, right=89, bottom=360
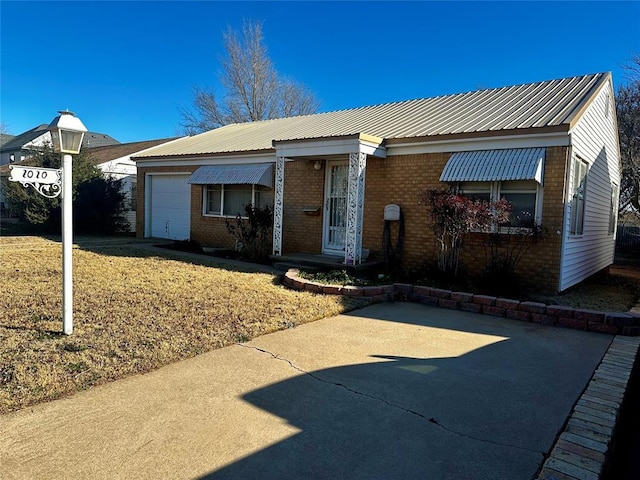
left=47, top=110, right=87, bottom=335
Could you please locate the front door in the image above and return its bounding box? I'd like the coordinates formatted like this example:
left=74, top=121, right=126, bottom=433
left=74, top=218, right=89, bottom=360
left=323, top=161, right=348, bottom=254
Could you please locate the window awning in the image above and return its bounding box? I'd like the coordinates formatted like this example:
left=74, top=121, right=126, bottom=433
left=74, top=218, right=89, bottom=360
left=188, top=163, right=273, bottom=187
left=440, top=148, right=545, bottom=184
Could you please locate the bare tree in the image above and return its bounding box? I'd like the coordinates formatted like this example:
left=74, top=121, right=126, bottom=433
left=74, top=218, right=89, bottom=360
left=180, top=20, right=319, bottom=134
left=0, top=122, right=11, bottom=135
left=617, top=54, right=640, bottom=217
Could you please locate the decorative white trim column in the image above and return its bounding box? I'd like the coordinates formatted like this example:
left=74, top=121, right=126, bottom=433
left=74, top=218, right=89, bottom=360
left=345, top=151, right=367, bottom=265
left=272, top=156, right=285, bottom=255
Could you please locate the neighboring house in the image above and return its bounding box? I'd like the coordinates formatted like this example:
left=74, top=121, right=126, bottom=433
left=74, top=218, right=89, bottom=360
left=0, top=134, right=15, bottom=148
left=85, top=138, right=182, bottom=231
left=0, top=124, right=119, bottom=214
left=0, top=124, right=120, bottom=166
left=133, top=72, right=621, bottom=293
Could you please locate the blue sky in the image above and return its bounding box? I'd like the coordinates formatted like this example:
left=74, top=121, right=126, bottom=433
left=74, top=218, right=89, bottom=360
left=1, top=1, right=639, bottom=143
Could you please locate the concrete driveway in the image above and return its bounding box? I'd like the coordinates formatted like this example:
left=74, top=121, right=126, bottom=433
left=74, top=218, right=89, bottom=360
left=0, top=303, right=612, bottom=480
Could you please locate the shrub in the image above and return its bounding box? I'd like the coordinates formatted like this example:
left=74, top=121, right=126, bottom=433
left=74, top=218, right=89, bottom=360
left=2, top=143, right=129, bottom=234
left=420, top=189, right=510, bottom=279
left=225, top=203, right=273, bottom=263
left=479, top=225, right=544, bottom=297
left=299, top=270, right=368, bottom=286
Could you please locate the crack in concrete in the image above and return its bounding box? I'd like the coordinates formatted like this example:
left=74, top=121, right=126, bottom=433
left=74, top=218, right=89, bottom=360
left=237, top=343, right=545, bottom=457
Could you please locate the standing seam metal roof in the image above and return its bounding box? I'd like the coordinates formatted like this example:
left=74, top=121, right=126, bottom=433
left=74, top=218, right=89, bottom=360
left=135, top=73, right=608, bottom=159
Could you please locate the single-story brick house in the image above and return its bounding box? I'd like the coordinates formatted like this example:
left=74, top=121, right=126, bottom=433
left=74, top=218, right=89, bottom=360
left=134, top=72, right=621, bottom=293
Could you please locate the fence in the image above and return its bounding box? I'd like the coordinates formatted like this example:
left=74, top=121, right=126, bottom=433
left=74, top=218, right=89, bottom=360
left=617, top=225, right=640, bottom=250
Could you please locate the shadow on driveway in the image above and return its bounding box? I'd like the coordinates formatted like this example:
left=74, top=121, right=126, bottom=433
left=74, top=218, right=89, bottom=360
left=200, top=303, right=612, bottom=480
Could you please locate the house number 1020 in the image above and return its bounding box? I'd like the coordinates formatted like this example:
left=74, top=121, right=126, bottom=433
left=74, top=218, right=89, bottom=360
left=8, top=165, right=62, bottom=188
left=23, top=169, right=48, bottom=180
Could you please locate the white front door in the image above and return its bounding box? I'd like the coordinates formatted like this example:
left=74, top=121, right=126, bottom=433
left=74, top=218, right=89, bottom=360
left=323, top=161, right=348, bottom=254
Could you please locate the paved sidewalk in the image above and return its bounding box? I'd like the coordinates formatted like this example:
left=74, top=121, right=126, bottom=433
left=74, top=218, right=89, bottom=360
left=0, top=303, right=617, bottom=480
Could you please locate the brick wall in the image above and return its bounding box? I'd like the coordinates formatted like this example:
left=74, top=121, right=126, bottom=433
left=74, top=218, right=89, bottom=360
left=281, top=160, right=325, bottom=253
left=361, top=146, right=569, bottom=293
left=189, top=185, right=238, bottom=249
left=363, top=153, right=448, bottom=270
left=138, top=145, right=570, bottom=292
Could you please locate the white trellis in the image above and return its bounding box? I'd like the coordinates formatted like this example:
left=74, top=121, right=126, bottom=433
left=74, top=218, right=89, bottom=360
left=272, top=156, right=285, bottom=256
left=345, top=151, right=367, bottom=265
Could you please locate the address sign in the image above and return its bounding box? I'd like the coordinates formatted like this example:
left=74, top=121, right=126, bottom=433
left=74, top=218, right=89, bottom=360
left=8, top=165, right=63, bottom=198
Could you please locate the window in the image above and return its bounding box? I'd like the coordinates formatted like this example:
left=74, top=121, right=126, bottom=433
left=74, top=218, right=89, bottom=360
left=204, top=184, right=273, bottom=217
left=459, top=180, right=540, bottom=230
left=459, top=182, right=491, bottom=203
left=499, top=181, right=537, bottom=228
left=569, top=157, right=588, bottom=235
left=609, top=183, right=619, bottom=235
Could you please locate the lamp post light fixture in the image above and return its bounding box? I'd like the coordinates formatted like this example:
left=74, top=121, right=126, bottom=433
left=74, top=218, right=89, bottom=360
left=47, top=110, right=87, bottom=335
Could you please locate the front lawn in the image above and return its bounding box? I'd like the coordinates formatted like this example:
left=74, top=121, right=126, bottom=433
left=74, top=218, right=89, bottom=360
left=0, top=237, right=368, bottom=414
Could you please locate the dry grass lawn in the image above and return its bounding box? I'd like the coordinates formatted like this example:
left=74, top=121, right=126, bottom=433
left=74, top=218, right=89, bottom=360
left=0, top=236, right=369, bottom=414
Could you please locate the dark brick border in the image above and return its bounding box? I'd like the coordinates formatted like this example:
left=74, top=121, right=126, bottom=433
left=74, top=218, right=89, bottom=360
left=282, top=269, right=640, bottom=336
left=536, top=337, right=640, bottom=480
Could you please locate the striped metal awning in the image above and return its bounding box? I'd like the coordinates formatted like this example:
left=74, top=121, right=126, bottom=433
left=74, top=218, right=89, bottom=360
left=188, top=163, right=273, bottom=187
left=440, top=148, right=545, bottom=184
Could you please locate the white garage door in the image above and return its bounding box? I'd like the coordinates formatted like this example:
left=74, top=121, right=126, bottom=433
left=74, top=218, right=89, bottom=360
left=148, top=174, right=191, bottom=240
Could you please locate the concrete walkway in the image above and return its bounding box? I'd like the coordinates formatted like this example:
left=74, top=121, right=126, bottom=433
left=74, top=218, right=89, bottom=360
left=0, top=303, right=618, bottom=480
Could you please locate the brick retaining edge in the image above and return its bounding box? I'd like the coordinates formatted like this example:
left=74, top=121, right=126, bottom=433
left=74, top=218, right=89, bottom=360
left=282, top=269, right=640, bottom=336
left=536, top=337, right=640, bottom=480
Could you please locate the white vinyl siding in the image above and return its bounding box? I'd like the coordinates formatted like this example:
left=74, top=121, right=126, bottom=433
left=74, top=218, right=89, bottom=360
left=560, top=81, right=621, bottom=291
left=120, top=176, right=136, bottom=231
left=97, top=160, right=138, bottom=233
left=98, top=172, right=137, bottom=233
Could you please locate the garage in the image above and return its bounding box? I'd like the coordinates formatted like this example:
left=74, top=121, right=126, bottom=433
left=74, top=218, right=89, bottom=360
left=145, top=174, right=191, bottom=240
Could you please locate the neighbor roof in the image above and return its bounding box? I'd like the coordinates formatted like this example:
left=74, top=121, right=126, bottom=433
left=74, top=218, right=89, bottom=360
left=135, top=72, right=610, bottom=159
left=81, top=132, right=120, bottom=148
left=0, top=134, right=15, bottom=147
left=0, top=124, right=49, bottom=152
left=85, top=138, right=181, bottom=165
left=0, top=124, right=120, bottom=151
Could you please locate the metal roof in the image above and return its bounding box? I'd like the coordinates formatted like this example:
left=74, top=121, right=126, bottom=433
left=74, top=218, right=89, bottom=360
left=188, top=163, right=273, bottom=187
left=440, top=148, right=546, bottom=183
left=135, top=73, right=609, bottom=159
